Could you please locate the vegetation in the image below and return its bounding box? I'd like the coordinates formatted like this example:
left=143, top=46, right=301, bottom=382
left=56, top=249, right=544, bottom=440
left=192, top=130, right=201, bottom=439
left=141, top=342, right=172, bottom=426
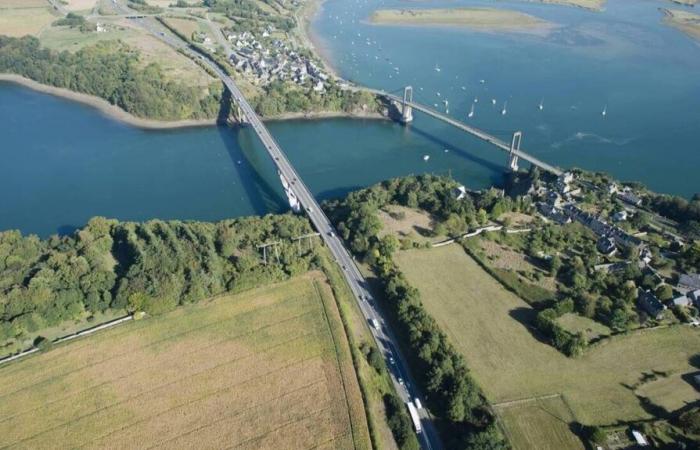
left=646, top=192, right=700, bottom=238
left=206, top=0, right=295, bottom=33
left=52, top=12, right=95, bottom=32
left=0, top=214, right=316, bottom=354
left=251, top=81, right=381, bottom=117
left=0, top=275, right=370, bottom=449
left=0, top=36, right=222, bottom=120
left=324, top=175, right=510, bottom=449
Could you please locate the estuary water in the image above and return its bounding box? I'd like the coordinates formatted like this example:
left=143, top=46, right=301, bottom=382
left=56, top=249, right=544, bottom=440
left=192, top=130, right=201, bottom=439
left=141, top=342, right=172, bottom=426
left=1, top=0, right=699, bottom=236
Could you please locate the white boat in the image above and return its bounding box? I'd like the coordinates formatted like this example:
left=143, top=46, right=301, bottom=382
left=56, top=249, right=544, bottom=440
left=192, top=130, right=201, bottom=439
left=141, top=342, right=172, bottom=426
left=491, top=98, right=496, bottom=105
left=479, top=79, right=486, bottom=84
left=436, top=92, right=441, bottom=97
left=473, top=97, right=478, bottom=103
left=539, top=99, right=544, bottom=111
left=602, top=105, right=607, bottom=117
left=423, top=155, right=430, bottom=161
left=434, top=64, right=441, bottom=72
left=468, top=103, right=475, bottom=118
left=501, top=101, right=507, bottom=115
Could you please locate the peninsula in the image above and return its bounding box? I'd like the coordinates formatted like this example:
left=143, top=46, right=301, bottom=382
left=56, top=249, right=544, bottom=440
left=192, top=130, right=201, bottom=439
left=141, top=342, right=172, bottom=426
left=370, top=8, right=555, bottom=34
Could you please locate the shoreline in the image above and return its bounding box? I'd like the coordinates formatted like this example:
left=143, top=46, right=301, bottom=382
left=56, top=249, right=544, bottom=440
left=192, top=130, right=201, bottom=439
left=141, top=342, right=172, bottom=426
left=1, top=73, right=386, bottom=128
left=0, top=74, right=218, bottom=130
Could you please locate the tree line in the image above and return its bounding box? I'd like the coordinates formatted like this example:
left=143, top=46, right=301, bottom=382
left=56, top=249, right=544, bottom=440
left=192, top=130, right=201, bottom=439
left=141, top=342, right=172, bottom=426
left=0, top=36, right=223, bottom=121
left=0, top=215, right=316, bottom=349
left=323, top=175, right=508, bottom=450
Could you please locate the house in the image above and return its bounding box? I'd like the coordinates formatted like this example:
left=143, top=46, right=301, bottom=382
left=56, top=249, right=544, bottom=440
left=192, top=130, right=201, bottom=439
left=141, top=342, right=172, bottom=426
left=680, top=273, right=700, bottom=291
left=671, top=295, right=692, bottom=307
left=631, top=430, right=649, bottom=447
left=617, top=189, right=642, bottom=206
left=639, top=247, right=653, bottom=265
left=690, top=289, right=700, bottom=307
left=453, top=185, right=467, bottom=200
left=612, top=210, right=628, bottom=222
left=638, top=289, right=667, bottom=319
left=597, top=236, right=617, bottom=256
left=607, top=182, right=619, bottom=195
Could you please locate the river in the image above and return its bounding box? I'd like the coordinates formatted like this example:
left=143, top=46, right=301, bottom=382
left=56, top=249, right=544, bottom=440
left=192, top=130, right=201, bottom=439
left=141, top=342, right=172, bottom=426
left=1, top=0, right=699, bottom=236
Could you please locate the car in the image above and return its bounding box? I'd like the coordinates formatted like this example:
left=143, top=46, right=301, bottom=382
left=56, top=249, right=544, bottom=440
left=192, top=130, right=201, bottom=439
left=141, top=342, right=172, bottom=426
left=371, top=318, right=380, bottom=330
left=398, top=377, right=405, bottom=386
left=389, top=356, right=395, bottom=365
left=328, top=231, right=335, bottom=237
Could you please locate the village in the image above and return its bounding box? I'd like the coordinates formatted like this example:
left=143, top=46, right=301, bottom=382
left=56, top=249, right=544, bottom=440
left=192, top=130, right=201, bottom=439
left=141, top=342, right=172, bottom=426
left=534, top=170, right=700, bottom=326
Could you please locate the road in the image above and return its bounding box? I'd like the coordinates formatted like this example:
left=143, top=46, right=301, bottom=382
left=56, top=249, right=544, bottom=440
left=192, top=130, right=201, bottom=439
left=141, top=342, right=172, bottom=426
left=105, top=2, right=442, bottom=449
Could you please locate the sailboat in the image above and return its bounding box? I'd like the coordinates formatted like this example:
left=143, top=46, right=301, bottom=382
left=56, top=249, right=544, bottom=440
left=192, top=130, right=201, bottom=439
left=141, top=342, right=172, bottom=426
left=468, top=103, right=475, bottom=118
left=601, top=105, right=607, bottom=117
left=501, top=101, right=508, bottom=116
left=491, top=98, right=496, bottom=105
left=444, top=100, right=449, bottom=114
left=434, top=64, right=441, bottom=72
left=538, top=99, right=544, bottom=111
left=473, top=97, right=479, bottom=103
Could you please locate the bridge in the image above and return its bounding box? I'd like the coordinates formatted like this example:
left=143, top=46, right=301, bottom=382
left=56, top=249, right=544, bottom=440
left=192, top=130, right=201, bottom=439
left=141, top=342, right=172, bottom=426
left=373, top=86, right=563, bottom=176
left=101, top=3, right=442, bottom=449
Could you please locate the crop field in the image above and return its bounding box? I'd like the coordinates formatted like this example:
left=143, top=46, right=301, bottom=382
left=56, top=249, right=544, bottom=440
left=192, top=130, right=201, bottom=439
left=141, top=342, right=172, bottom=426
left=395, top=245, right=700, bottom=446
left=0, top=273, right=369, bottom=450
left=495, top=396, right=584, bottom=450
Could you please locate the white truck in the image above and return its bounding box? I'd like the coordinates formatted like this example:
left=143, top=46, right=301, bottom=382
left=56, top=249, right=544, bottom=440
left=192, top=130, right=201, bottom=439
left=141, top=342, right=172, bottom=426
left=406, top=401, right=422, bottom=434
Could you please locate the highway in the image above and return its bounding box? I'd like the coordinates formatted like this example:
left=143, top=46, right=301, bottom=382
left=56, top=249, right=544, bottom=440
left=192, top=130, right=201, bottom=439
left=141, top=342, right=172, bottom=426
left=106, top=3, right=442, bottom=449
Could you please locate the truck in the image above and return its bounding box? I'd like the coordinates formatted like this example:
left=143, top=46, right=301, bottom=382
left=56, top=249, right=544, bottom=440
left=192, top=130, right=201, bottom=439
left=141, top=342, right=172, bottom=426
left=406, top=401, right=422, bottom=434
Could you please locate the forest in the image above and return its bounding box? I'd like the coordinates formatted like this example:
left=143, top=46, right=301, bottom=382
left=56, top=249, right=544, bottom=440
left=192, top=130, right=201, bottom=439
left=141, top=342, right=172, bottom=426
left=0, top=215, right=316, bottom=349
left=0, top=36, right=223, bottom=121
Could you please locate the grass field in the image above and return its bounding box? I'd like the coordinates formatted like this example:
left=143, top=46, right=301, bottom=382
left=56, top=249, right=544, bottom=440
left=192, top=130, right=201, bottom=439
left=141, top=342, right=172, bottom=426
left=495, top=396, right=584, bottom=450
left=0, top=273, right=370, bottom=450
left=395, top=245, right=700, bottom=447
left=0, top=3, right=55, bottom=37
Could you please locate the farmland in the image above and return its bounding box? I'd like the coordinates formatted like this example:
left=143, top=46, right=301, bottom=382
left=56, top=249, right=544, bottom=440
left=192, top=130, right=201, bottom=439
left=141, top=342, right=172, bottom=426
left=0, top=0, right=55, bottom=37
left=0, top=273, right=370, bottom=450
left=395, top=244, right=700, bottom=447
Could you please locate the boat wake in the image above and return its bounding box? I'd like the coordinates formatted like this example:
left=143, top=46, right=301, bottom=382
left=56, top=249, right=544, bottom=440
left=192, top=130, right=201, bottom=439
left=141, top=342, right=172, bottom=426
left=551, top=131, right=635, bottom=149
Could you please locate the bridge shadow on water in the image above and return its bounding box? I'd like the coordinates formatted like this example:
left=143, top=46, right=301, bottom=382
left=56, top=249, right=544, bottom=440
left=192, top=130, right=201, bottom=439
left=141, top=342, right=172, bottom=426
left=215, top=89, right=287, bottom=216
left=407, top=124, right=507, bottom=180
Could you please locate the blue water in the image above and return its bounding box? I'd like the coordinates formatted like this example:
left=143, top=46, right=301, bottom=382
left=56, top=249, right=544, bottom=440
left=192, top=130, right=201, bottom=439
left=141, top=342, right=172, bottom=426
left=1, top=0, right=699, bottom=236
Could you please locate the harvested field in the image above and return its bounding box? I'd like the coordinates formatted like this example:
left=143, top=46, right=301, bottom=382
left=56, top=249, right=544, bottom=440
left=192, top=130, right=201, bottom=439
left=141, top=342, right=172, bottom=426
left=495, top=396, right=584, bottom=450
left=556, top=313, right=611, bottom=342
left=0, top=0, right=48, bottom=7
left=395, top=245, right=700, bottom=430
left=0, top=5, right=54, bottom=37
left=63, top=0, right=96, bottom=11
left=0, top=273, right=369, bottom=450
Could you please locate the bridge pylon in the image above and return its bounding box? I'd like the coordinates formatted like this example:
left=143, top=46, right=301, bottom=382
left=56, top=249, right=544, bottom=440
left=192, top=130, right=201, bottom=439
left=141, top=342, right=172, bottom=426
left=508, top=131, right=522, bottom=172
left=400, top=86, right=414, bottom=124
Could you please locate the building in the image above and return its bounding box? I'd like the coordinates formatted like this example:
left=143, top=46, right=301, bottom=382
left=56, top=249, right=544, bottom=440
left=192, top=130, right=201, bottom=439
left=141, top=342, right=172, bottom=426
left=680, top=273, right=700, bottom=291
left=671, top=295, right=692, bottom=307
left=453, top=185, right=467, bottom=200
left=638, top=289, right=667, bottom=320
left=617, top=189, right=642, bottom=206
left=690, top=289, right=700, bottom=306
left=631, top=430, right=649, bottom=447
left=597, top=236, right=617, bottom=256
left=612, top=210, right=628, bottom=222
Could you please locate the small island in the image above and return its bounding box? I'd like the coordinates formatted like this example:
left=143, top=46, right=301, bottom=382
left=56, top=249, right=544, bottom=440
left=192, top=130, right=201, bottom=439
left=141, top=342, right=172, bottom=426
left=537, top=0, right=606, bottom=11
left=661, top=8, right=700, bottom=40
left=370, top=8, right=555, bottom=34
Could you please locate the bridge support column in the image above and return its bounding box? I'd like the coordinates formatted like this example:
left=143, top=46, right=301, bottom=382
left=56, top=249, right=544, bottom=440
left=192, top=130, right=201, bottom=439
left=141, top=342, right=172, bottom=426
left=400, top=86, right=413, bottom=124
left=508, top=131, right=522, bottom=172
left=278, top=171, right=301, bottom=213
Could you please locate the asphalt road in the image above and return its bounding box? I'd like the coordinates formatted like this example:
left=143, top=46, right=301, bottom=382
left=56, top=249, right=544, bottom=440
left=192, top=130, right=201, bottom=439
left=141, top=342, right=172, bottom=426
left=106, top=3, right=443, bottom=449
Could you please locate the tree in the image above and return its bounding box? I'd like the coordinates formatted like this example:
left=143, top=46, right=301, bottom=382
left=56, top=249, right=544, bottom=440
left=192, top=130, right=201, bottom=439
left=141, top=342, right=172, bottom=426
left=655, top=284, right=673, bottom=302
left=679, top=407, right=700, bottom=434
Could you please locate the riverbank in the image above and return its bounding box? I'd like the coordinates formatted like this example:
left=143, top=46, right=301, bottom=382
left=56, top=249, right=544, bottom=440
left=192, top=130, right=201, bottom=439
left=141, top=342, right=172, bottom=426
left=0, top=74, right=218, bottom=130
left=1, top=73, right=387, bottom=129
left=369, top=8, right=556, bottom=34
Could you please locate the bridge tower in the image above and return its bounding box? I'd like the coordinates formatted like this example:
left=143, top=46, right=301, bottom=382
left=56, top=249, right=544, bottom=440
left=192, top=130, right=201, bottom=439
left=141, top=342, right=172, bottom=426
left=278, top=171, right=302, bottom=213
left=508, top=131, right=522, bottom=172
left=400, top=86, right=414, bottom=124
